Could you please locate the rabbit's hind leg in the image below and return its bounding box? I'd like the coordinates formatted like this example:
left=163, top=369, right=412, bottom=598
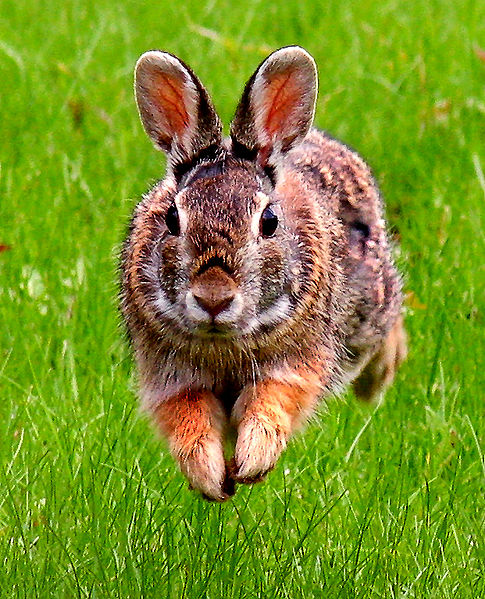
left=352, top=315, right=407, bottom=401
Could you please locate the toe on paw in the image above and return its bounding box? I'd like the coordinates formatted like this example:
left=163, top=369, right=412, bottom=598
left=234, top=471, right=269, bottom=485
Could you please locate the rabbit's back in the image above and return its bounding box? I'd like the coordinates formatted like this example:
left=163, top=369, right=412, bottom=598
left=285, top=129, right=403, bottom=379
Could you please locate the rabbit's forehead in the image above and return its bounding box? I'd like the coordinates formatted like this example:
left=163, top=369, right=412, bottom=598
left=175, top=170, right=265, bottom=222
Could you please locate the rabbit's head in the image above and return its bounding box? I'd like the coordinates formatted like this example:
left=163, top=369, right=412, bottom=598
left=131, top=47, right=333, bottom=343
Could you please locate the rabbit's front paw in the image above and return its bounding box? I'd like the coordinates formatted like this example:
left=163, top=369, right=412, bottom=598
left=154, top=389, right=230, bottom=501
left=233, top=417, right=287, bottom=482
left=179, top=435, right=230, bottom=501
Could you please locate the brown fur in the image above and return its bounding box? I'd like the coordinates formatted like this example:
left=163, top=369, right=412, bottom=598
left=121, top=47, right=406, bottom=500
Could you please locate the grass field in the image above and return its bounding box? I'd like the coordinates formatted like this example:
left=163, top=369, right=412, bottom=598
left=1, top=0, right=484, bottom=596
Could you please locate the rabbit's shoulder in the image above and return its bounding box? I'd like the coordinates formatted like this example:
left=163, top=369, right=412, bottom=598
left=283, top=129, right=385, bottom=239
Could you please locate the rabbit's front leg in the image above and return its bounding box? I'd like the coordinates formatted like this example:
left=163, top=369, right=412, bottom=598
left=154, top=389, right=232, bottom=501
left=231, top=369, right=322, bottom=482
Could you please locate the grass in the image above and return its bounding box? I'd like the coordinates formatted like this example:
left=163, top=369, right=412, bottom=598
left=0, top=0, right=484, bottom=596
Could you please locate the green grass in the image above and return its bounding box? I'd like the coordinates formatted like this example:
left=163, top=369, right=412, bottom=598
left=1, top=0, right=484, bottom=597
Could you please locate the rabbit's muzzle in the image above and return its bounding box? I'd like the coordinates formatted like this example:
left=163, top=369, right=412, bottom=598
left=185, top=266, right=243, bottom=333
left=192, top=266, right=237, bottom=318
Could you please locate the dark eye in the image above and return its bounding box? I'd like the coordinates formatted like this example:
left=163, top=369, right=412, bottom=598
left=165, top=204, right=180, bottom=236
left=352, top=221, right=370, bottom=238
left=260, top=205, right=278, bottom=237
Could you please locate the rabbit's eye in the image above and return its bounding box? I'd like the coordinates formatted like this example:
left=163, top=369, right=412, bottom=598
left=261, top=206, right=278, bottom=237
left=165, top=204, right=180, bottom=236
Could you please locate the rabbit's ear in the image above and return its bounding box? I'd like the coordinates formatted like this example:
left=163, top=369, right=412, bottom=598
left=230, top=46, right=317, bottom=167
left=135, top=51, right=222, bottom=164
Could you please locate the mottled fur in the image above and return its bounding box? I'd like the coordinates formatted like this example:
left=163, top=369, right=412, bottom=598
left=121, top=47, right=406, bottom=500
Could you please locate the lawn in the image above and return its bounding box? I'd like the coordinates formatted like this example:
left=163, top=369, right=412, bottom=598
left=0, top=0, right=484, bottom=597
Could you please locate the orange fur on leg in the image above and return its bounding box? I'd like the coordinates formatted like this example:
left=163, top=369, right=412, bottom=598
left=154, top=389, right=230, bottom=501
left=232, top=369, right=322, bottom=481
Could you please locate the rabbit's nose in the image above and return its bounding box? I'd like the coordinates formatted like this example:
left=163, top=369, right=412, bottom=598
left=191, top=266, right=237, bottom=318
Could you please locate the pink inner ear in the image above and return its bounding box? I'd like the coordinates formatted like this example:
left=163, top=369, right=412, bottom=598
left=149, top=70, right=190, bottom=138
left=262, top=70, right=303, bottom=139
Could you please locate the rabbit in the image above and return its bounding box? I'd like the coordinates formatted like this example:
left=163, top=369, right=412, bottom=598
left=120, top=46, right=406, bottom=501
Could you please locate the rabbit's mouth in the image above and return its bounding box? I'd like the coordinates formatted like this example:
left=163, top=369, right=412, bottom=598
left=198, top=322, right=238, bottom=339
left=184, top=305, right=247, bottom=340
